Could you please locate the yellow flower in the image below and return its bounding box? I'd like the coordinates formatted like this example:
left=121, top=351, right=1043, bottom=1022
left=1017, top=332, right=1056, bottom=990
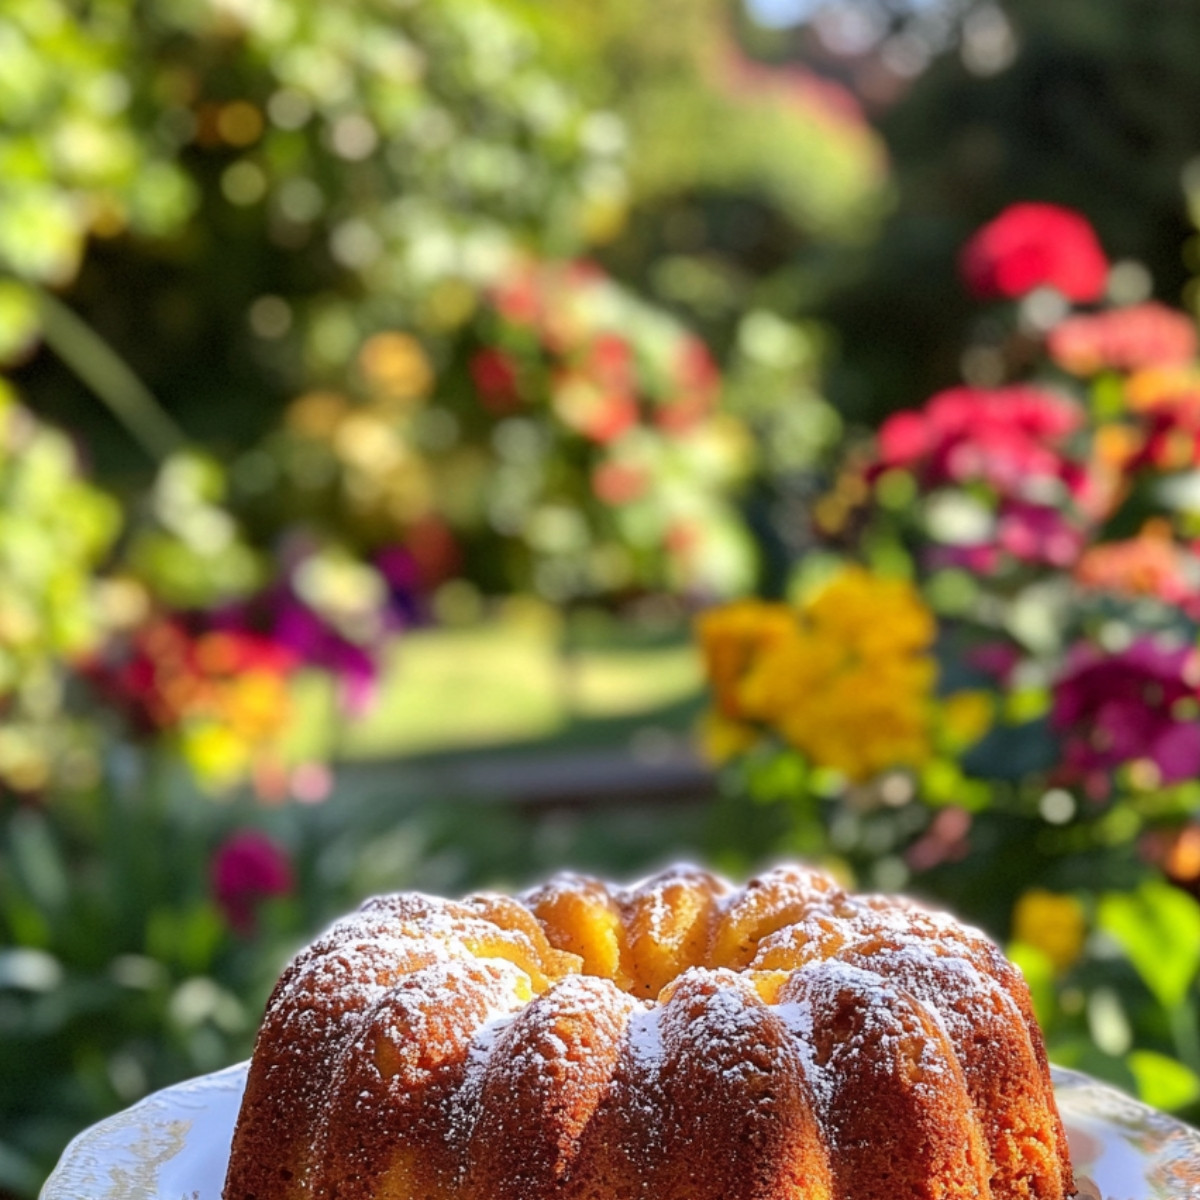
left=180, top=723, right=252, bottom=794
left=806, top=566, right=936, bottom=659
left=285, top=390, right=350, bottom=438
left=1124, top=365, right=1200, bottom=412
left=695, top=600, right=797, bottom=721
left=1012, top=889, right=1086, bottom=973
left=696, top=566, right=941, bottom=781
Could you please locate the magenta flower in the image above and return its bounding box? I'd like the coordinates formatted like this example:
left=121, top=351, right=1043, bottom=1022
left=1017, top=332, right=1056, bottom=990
left=875, top=385, right=1087, bottom=498
left=995, top=501, right=1087, bottom=568
left=923, top=502, right=1086, bottom=576
left=270, top=598, right=381, bottom=716
left=1051, top=638, right=1200, bottom=786
left=211, top=830, right=294, bottom=934
left=960, top=203, right=1109, bottom=303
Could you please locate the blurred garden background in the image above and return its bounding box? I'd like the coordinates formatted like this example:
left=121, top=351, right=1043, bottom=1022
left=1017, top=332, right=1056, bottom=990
left=7, top=0, right=1200, bottom=1192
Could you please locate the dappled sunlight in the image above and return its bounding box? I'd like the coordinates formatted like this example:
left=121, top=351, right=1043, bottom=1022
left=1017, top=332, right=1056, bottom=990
left=7, top=2, right=1200, bottom=1195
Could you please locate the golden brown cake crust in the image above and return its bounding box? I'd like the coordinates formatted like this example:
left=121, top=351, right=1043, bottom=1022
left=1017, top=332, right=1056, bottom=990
left=224, top=864, right=1075, bottom=1200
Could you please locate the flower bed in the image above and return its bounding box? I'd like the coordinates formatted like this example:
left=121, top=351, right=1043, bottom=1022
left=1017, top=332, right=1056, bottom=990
left=698, top=203, right=1200, bottom=1120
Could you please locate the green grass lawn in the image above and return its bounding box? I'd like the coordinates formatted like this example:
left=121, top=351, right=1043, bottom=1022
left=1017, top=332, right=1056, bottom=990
left=286, top=611, right=708, bottom=763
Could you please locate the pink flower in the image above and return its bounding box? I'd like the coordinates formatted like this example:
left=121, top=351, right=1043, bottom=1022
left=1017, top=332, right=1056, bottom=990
left=874, top=385, right=1087, bottom=497
left=1047, top=302, right=1198, bottom=376
left=551, top=371, right=639, bottom=443
left=924, top=502, right=1086, bottom=575
left=995, top=501, right=1086, bottom=568
left=586, top=333, right=635, bottom=392
left=960, top=203, right=1108, bottom=303
left=966, top=641, right=1023, bottom=686
left=492, top=268, right=542, bottom=327
left=211, top=830, right=294, bottom=934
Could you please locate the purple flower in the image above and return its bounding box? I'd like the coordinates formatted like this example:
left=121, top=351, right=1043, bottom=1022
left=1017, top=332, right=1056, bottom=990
left=211, top=830, right=294, bottom=934
left=1051, top=638, right=1200, bottom=786
left=270, top=597, right=381, bottom=715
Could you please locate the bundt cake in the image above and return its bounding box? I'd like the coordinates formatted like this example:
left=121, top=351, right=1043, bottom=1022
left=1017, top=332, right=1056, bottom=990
left=223, top=863, right=1075, bottom=1200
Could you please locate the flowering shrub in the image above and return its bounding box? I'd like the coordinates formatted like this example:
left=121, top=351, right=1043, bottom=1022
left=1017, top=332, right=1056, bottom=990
left=87, top=621, right=298, bottom=794
left=0, top=388, right=407, bottom=802
left=700, top=202, right=1200, bottom=1114
left=453, top=259, right=756, bottom=602
left=248, top=260, right=759, bottom=607
left=698, top=566, right=974, bottom=781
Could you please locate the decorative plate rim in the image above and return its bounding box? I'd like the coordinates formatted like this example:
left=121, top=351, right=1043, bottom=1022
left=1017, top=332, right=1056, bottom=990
left=40, top=1061, right=1200, bottom=1200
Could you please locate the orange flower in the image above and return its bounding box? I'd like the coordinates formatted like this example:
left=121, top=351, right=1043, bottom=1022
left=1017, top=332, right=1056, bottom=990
left=1075, top=520, right=1197, bottom=608
left=1125, top=365, right=1200, bottom=414
left=357, top=332, right=433, bottom=403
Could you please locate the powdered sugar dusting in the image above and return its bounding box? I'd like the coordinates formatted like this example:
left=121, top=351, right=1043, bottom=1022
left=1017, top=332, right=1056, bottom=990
left=777, top=959, right=957, bottom=1135
left=230, top=866, right=1064, bottom=1199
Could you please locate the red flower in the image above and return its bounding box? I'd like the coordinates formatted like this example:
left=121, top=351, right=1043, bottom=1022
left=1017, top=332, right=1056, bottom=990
left=89, top=621, right=282, bottom=731
left=960, top=203, right=1108, bottom=303
left=1130, top=407, right=1200, bottom=473
left=1047, top=302, right=1198, bottom=376
left=211, top=830, right=294, bottom=934
left=674, top=336, right=721, bottom=396
left=469, top=348, right=522, bottom=413
left=1122, top=368, right=1200, bottom=471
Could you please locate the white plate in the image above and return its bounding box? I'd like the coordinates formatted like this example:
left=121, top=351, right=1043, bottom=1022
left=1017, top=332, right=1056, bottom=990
left=40, top=1062, right=1200, bottom=1199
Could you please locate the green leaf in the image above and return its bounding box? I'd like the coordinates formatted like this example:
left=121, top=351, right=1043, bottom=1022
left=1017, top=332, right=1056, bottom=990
left=1097, top=881, right=1200, bottom=1010
left=1127, top=1050, right=1200, bottom=1111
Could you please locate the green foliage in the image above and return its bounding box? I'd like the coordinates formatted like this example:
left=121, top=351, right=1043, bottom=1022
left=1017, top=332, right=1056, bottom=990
left=1098, top=881, right=1200, bottom=1013
left=507, top=0, right=888, bottom=241
left=0, top=779, right=263, bottom=1197
left=0, top=0, right=194, bottom=363
left=12, top=1, right=1200, bottom=1189
left=4, top=0, right=630, bottom=475
left=0, top=739, right=717, bottom=1199
left=125, top=452, right=263, bottom=610
left=805, top=0, right=1200, bottom=423
left=0, top=384, right=120, bottom=794
left=1128, top=1051, right=1200, bottom=1112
